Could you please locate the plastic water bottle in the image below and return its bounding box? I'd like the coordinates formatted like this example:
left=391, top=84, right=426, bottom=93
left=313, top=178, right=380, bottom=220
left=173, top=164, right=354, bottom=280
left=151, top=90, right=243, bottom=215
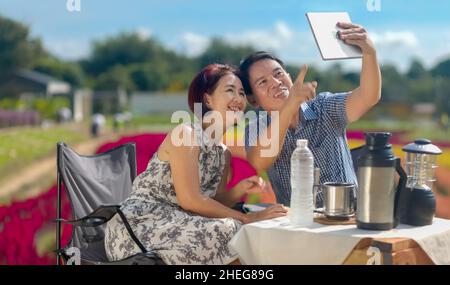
left=290, top=139, right=314, bottom=227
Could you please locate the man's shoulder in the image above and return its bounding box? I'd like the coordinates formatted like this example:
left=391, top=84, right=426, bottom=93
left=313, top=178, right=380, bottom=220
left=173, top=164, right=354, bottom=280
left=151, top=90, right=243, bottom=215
left=313, top=91, right=350, bottom=100
left=309, top=91, right=351, bottom=111
left=315, top=91, right=350, bottom=100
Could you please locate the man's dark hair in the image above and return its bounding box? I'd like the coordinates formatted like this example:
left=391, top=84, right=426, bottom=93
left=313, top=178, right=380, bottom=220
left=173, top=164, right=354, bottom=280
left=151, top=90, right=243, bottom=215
left=239, top=51, right=285, bottom=96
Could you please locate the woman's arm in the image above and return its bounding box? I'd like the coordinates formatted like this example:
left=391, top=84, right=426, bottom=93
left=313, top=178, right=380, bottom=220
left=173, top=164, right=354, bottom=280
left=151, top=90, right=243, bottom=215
left=214, top=149, right=269, bottom=207
left=168, top=125, right=286, bottom=224
left=213, top=149, right=238, bottom=207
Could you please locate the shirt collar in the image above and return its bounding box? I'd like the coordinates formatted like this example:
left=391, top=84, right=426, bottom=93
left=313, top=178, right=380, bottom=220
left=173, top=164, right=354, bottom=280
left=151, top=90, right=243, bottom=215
left=255, top=102, right=318, bottom=125
left=300, top=102, right=318, bottom=121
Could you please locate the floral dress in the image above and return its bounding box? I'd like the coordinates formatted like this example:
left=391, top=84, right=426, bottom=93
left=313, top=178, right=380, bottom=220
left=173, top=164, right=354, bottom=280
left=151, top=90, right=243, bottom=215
left=104, top=126, right=242, bottom=265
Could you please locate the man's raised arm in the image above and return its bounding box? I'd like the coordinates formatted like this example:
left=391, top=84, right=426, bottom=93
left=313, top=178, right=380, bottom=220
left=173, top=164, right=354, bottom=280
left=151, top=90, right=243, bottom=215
left=337, top=22, right=381, bottom=123
left=247, top=65, right=317, bottom=172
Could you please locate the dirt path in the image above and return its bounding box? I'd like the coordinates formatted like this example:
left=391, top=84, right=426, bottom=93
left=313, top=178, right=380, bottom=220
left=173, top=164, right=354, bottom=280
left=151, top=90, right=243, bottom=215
left=0, top=133, right=120, bottom=204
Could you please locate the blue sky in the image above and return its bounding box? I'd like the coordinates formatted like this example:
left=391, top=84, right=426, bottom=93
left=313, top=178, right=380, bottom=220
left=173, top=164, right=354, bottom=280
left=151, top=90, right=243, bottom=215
left=1, top=0, right=449, bottom=71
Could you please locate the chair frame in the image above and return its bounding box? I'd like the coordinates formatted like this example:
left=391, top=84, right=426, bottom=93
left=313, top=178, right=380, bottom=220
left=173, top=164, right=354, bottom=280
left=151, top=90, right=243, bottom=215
left=55, top=141, right=164, bottom=265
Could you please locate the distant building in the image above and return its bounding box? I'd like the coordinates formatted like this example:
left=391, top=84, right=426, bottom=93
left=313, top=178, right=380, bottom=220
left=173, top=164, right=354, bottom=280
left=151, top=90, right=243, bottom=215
left=92, top=89, right=128, bottom=115
left=131, top=92, right=188, bottom=115
left=0, top=69, right=71, bottom=98
left=0, top=70, right=92, bottom=123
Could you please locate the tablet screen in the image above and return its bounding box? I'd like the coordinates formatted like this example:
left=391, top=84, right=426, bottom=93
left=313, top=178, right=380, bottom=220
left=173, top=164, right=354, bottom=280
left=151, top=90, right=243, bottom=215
left=306, top=12, right=362, bottom=60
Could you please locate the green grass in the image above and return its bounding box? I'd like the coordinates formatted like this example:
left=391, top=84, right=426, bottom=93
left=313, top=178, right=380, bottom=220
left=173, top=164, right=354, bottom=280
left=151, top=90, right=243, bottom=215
left=129, top=113, right=187, bottom=133
left=35, top=225, right=56, bottom=258
left=0, top=123, right=89, bottom=182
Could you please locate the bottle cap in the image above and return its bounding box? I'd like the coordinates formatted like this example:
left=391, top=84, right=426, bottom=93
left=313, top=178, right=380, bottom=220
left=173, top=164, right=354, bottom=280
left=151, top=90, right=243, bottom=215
left=296, top=139, right=308, bottom=148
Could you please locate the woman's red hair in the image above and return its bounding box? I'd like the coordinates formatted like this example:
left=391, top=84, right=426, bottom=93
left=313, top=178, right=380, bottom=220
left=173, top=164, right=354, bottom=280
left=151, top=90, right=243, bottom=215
left=188, top=64, right=240, bottom=116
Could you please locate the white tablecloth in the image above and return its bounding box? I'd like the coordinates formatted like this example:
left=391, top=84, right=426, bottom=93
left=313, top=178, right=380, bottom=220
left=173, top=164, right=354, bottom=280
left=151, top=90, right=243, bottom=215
left=229, top=216, right=450, bottom=265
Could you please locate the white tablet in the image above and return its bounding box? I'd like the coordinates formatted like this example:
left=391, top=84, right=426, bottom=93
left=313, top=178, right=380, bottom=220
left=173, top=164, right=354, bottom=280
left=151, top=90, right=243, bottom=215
left=306, top=12, right=362, bottom=60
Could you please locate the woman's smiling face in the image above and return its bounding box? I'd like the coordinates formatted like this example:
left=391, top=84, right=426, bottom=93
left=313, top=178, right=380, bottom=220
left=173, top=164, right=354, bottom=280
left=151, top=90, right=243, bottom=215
left=204, top=73, right=246, bottom=129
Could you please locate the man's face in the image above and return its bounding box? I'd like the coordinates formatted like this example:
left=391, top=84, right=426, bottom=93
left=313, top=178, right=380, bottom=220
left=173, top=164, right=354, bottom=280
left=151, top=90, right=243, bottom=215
left=248, top=59, right=293, bottom=111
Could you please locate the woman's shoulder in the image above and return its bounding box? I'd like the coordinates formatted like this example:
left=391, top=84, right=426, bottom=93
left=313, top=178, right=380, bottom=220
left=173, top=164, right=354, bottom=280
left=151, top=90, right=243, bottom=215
left=165, top=123, right=201, bottom=153
left=170, top=122, right=196, bottom=136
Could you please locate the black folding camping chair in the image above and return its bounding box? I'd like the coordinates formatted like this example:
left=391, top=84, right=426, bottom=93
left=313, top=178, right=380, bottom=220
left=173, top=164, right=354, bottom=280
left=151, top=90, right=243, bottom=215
left=55, top=142, right=164, bottom=265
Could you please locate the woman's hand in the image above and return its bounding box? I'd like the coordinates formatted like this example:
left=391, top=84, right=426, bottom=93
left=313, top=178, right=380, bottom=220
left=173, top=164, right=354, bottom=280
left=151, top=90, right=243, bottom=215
left=233, top=175, right=269, bottom=196
left=242, top=204, right=288, bottom=224
left=337, top=22, right=376, bottom=56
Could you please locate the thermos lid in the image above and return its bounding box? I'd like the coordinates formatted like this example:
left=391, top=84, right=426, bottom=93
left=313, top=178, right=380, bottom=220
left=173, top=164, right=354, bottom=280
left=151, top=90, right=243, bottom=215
left=402, top=139, right=442, bottom=155
left=365, top=132, right=391, bottom=147
left=357, top=132, right=397, bottom=167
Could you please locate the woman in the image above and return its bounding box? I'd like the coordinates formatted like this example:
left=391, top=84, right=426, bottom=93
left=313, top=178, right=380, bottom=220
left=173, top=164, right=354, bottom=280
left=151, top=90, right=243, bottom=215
left=105, top=64, right=287, bottom=265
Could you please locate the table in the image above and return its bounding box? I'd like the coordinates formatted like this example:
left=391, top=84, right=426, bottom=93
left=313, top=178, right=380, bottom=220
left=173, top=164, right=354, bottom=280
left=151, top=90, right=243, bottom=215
left=343, top=237, right=434, bottom=265
left=229, top=215, right=450, bottom=265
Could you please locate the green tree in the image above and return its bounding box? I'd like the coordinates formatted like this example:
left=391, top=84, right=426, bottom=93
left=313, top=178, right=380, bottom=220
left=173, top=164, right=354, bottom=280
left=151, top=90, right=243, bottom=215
left=380, top=64, right=410, bottom=102
left=285, top=64, right=323, bottom=86
left=196, top=38, right=255, bottom=68
left=434, top=78, right=450, bottom=120
left=82, top=33, right=172, bottom=76
left=314, top=64, right=356, bottom=93
left=94, top=65, right=135, bottom=91
left=0, top=15, right=46, bottom=73
left=431, top=58, right=450, bottom=78
left=32, top=56, right=84, bottom=87
left=431, top=58, right=450, bottom=119
left=81, top=32, right=189, bottom=91
left=407, top=58, right=427, bottom=80
left=405, top=59, right=434, bottom=103
left=32, top=97, right=70, bottom=119
left=128, top=64, right=169, bottom=91
left=408, top=76, right=435, bottom=102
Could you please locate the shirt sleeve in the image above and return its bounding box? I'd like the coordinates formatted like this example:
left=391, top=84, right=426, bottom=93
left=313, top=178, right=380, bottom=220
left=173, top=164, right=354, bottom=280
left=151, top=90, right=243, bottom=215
left=317, top=91, right=350, bottom=131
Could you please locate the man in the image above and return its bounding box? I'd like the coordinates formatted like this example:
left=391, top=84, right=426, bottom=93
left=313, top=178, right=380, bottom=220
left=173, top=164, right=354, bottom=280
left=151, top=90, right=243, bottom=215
left=240, top=22, right=381, bottom=206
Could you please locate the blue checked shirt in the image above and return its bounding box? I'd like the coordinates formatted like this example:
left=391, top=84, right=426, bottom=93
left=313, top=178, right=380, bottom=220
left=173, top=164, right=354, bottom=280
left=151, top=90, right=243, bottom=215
left=245, top=92, right=357, bottom=207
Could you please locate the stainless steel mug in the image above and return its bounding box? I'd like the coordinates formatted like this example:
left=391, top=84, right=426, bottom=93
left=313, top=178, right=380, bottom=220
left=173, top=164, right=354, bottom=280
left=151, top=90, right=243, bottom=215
left=321, top=182, right=356, bottom=218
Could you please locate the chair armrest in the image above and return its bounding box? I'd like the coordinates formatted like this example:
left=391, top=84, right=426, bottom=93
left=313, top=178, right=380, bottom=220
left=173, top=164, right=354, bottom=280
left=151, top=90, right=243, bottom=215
left=53, top=205, right=121, bottom=227
left=54, top=204, right=148, bottom=254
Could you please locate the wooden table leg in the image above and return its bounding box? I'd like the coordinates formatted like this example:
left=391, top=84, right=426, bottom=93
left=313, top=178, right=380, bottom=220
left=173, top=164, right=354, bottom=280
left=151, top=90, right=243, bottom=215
left=343, top=238, right=434, bottom=265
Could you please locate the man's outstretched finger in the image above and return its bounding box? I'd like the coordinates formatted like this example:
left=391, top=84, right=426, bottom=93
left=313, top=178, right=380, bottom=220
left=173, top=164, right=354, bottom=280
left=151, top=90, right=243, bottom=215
left=295, top=64, right=308, bottom=86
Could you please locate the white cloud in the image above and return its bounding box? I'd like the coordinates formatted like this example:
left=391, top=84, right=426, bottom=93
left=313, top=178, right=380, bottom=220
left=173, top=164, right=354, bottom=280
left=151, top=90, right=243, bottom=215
left=44, top=39, right=90, bottom=60
left=370, top=31, right=419, bottom=48
left=224, top=21, right=294, bottom=50
left=136, top=27, right=152, bottom=40
left=368, top=30, right=443, bottom=72
left=275, top=22, right=293, bottom=41
left=225, top=30, right=280, bottom=49
left=178, top=32, right=211, bottom=57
